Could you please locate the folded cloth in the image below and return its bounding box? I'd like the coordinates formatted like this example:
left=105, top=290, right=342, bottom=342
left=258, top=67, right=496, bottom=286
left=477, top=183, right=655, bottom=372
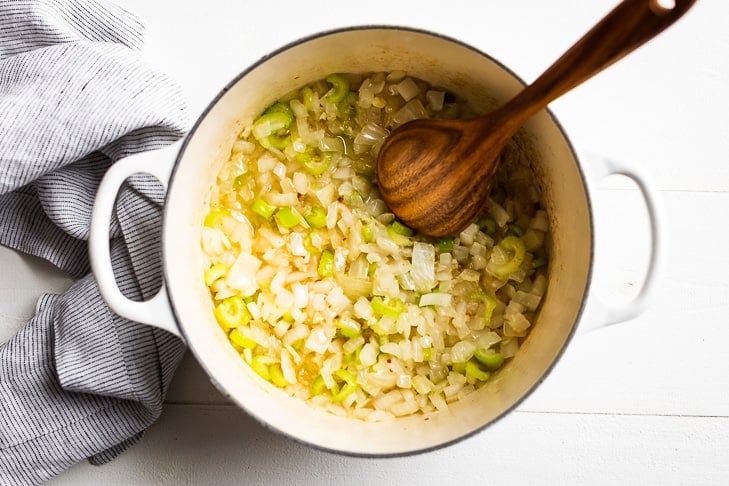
left=0, top=1, right=190, bottom=483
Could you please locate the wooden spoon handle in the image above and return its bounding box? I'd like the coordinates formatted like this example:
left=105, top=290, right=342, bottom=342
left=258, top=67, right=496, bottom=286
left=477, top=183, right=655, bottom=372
left=493, top=0, right=696, bottom=132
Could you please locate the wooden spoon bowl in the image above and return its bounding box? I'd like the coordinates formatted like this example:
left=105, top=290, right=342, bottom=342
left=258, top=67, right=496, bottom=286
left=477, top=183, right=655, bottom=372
left=376, top=0, right=696, bottom=237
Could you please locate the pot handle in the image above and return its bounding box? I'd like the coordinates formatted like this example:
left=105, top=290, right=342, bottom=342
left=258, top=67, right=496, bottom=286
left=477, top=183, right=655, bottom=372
left=88, top=144, right=182, bottom=338
left=582, top=153, right=666, bottom=332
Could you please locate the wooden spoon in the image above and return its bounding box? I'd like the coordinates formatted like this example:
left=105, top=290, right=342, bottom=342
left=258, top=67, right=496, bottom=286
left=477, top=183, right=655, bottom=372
left=376, top=0, right=695, bottom=237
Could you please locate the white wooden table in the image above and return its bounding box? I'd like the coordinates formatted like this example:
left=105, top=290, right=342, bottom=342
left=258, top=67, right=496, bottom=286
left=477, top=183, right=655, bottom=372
left=1, top=0, right=727, bottom=483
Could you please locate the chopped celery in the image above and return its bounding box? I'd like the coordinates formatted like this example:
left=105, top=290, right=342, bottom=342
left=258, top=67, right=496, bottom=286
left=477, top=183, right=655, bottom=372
left=311, top=375, right=327, bottom=396
left=256, top=123, right=291, bottom=150
left=334, top=368, right=357, bottom=386
left=337, top=91, right=357, bottom=116
left=304, top=205, right=327, bottom=229
left=465, top=361, right=491, bottom=382
left=387, top=220, right=414, bottom=247
left=214, top=296, right=251, bottom=330
left=325, top=73, right=349, bottom=104
left=233, top=174, right=247, bottom=190
left=361, top=223, right=375, bottom=243
left=370, top=296, right=406, bottom=317
left=490, top=235, right=526, bottom=278
left=204, top=263, right=228, bottom=286
left=318, top=250, right=334, bottom=277
left=336, top=319, right=361, bottom=339
left=477, top=216, right=497, bottom=235
left=507, top=223, right=524, bottom=237
left=251, top=198, right=275, bottom=219
left=229, top=328, right=256, bottom=351
left=204, top=208, right=229, bottom=228
left=274, top=207, right=300, bottom=229
left=451, top=362, right=467, bottom=373
left=303, top=231, right=323, bottom=255
left=470, top=291, right=498, bottom=326
left=331, top=369, right=358, bottom=402
left=345, top=190, right=363, bottom=207
left=352, top=157, right=376, bottom=178
left=389, top=220, right=414, bottom=237
left=269, top=364, right=288, bottom=387
left=202, top=70, right=551, bottom=417
left=295, top=146, right=332, bottom=175
left=251, top=356, right=271, bottom=381
left=438, top=237, right=454, bottom=253
left=264, top=101, right=294, bottom=120
left=387, top=229, right=413, bottom=246
left=252, top=102, right=294, bottom=149
left=473, top=349, right=504, bottom=371
left=301, top=86, right=315, bottom=111
left=266, top=133, right=291, bottom=151
left=332, top=383, right=357, bottom=403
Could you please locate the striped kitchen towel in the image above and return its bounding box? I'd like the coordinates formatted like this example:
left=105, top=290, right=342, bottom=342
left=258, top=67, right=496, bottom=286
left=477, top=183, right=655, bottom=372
left=0, top=0, right=190, bottom=483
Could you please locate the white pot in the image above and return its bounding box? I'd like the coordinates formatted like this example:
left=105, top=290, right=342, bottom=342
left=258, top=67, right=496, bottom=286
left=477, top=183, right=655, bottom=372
left=89, top=27, right=664, bottom=456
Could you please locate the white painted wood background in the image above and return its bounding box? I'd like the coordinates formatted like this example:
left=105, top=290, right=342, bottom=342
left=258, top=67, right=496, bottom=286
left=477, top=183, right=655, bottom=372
left=0, top=0, right=726, bottom=484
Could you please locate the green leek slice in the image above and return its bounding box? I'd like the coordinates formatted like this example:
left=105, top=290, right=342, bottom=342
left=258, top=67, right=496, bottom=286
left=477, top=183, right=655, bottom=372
left=370, top=296, right=406, bottom=317
left=318, top=250, right=334, bottom=277
left=214, top=296, right=251, bottom=330
left=274, top=207, right=301, bottom=229
left=324, top=74, right=349, bottom=104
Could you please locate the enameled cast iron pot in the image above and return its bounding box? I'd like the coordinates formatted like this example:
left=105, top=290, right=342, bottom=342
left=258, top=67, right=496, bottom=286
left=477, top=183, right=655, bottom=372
left=89, top=27, right=664, bottom=456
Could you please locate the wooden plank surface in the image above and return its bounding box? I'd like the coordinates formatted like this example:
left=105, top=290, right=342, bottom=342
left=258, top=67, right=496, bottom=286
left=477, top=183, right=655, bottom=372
left=49, top=404, right=729, bottom=486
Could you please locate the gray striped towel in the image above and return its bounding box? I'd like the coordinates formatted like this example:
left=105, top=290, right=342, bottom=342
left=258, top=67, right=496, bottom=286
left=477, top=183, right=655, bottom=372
left=0, top=0, right=190, bottom=483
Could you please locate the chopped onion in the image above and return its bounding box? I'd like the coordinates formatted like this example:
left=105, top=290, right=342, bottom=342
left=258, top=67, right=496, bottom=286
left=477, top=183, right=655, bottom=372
left=201, top=227, right=226, bottom=255
left=392, top=99, right=428, bottom=126
left=225, top=253, right=261, bottom=297
left=283, top=324, right=309, bottom=346
left=257, top=154, right=278, bottom=172
left=273, top=162, right=287, bottom=179
left=506, top=312, right=532, bottom=333
left=359, top=342, right=379, bottom=367
left=280, top=348, right=297, bottom=384
left=426, top=90, right=445, bottom=111
left=334, top=274, right=372, bottom=300
left=343, top=336, right=365, bottom=354
left=530, top=210, right=549, bottom=232
left=450, top=340, right=476, bottom=363
left=513, top=290, right=542, bottom=311
left=410, top=242, right=436, bottom=292
left=203, top=70, right=550, bottom=421
left=354, top=122, right=389, bottom=147
left=395, top=77, right=420, bottom=101
left=459, top=223, right=480, bottom=246
left=500, top=338, right=519, bottom=358
left=532, top=273, right=548, bottom=297
left=488, top=198, right=511, bottom=227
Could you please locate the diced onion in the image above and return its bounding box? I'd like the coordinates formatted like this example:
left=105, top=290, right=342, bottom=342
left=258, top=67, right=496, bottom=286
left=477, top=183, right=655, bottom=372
left=202, top=70, right=550, bottom=422
left=419, top=293, right=452, bottom=307
left=410, top=242, right=436, bottom=292
left=426, top=90, right=445, bottom=111
left=395, top=77, right=420, bottom=101
left=305, top=327, right=330, bottom=354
